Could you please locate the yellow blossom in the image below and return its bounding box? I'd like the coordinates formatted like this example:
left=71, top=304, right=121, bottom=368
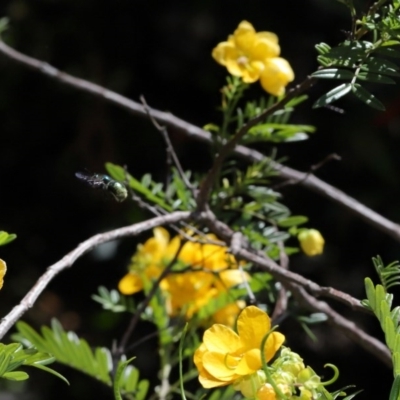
left=298, top=229, right=325, bottom=256
left=0, top=259, right=6, bottom=289
left=212, top=21, right=294, bottom=95
left=118, top=227, right=247, bottom=323
left=194, top=306, right=285, bottom=388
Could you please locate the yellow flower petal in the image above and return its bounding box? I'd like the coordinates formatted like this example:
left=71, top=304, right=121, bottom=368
left=212, top=41, right=238, bottom=67
left=235, top=348, right=262, bottom=375
left=203, top=324, right=242, bottom=354
left=237, top=306, right=272, bottom=350
left=219, top=269, right=247, bottom=288
left=259, top=57, right=295, bottom=96
left=194, top=344, right=230, bottom=388
left=118, top=272, right=143, bottom=294
left=264, top=332, right=286, bottom=362
left=202, top=351, right=240, bottom=380
left=0, top=259, right=7, bottom=289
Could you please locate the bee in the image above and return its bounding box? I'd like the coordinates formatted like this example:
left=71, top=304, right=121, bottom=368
left=75, top=172, right=128, bottom=202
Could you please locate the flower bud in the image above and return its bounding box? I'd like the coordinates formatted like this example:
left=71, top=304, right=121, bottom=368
left=298, top=229, right=324, bottom=256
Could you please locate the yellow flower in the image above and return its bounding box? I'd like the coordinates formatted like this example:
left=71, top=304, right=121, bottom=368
left=194, top=306, right=285, bottom=388
left=298, top=229, right=325, bottom=256
left=0, top=259, right=6, bottom=289
left=212, top=21, right=294, bottom=95
left=118, top=227, right=180, bottom=295
left=118, top=227, right=247, bottom=323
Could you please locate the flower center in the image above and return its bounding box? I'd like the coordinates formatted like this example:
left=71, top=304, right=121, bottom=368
left=237, top=56, right=248, bottom=66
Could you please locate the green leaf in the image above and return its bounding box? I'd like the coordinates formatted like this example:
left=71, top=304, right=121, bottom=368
left=284, top=95, right=308, bottom=108
left=364, top=278, right=376, bottom=310
left=0, top=231, right=17, bottom=246
left=315, top=42, right=332, bottom=55
left=357, top=71, right=396, bottom=84
left=105, top=162, right=126, bottom=182
left=32, top=363, right=69, bottom=385
left=313, top=83, right=352, bottom=108
left=311, top=68, right=355, bottom=80
left=15, top=320, right=112, bottom=385
left=351, top=84, right=385, bottom=110
left=277, top=215, right=308, bottom=228
left=113, top=357, right=136, bottom=400
left=362, top=57, right=400, bottom=77
left=375, top=46, right=400, bottom=58
left=389, top=375, right=400, bottom=400
left=1, top=371, right=29, bottom=381
left=0, top=18, right=9, bottom=35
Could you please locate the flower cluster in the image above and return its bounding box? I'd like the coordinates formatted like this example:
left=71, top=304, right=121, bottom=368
left=118, top=227, right=246, bottom=325
left=195, top=306, right=334, bottom=400
left=212, top=21, right=294, bottom=96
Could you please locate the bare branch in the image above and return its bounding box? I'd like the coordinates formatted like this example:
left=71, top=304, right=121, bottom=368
left=0, top=211, right=191, bottom=340
left=200, top=209, right=367, bottom=313
left=289, top=283, right=391, bottom=367
left=139, top=95, right=195, bottom=194
left=0, top=39, right=399, bottom=241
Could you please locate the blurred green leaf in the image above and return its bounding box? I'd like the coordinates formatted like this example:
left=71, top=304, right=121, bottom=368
left=313, top=83, right=352, bottom=108
left=312, top=68, right=355, bottom=79
left=351, top=84, right=385, bottom=110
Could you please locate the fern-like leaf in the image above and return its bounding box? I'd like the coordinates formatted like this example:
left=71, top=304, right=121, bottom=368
left=373, top=256, right=400, bottom=291
left=0, top=342, right=66, bottom=383
left=13, top=319, right=148, bottom=398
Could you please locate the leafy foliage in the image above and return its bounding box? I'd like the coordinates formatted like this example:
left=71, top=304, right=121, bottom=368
left=240, top=95, right=315, bottom=144
left=13, top=319, right=149, bottom=400
left=0, top=342, right=65, bottom=383
left=364, top=257, right=400, bottom=400
left=0, top=230, right=17, bottom=246
left=92, top=286, right=135, bottom=313
left=373, top=255, right=400, bottom=291
left=312, top=34, right=400, bottom=110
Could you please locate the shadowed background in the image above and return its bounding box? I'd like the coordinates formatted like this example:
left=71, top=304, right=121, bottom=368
left=0, top=0, right=398, bottom=398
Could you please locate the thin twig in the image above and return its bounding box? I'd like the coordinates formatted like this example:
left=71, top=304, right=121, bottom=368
left=289, top=283, right=391, bottom=367
left=273, top=153, right=341, bottom=190
left=0, top=211, right=191, bottom=340
left=0, top=39, right=399, bottom=241
left=140, top=95, right=195, bottom=194
left=271, top=241, right=289, bottom=323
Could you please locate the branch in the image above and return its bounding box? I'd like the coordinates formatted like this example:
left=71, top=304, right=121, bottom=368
left=289, top=283, right=391, bottom=367
left=200, top=209, right=366, bottom=312
left=200, top=211, right=391, bottom=365
left=0, top=39, right=399, bottom=241
left=0, top=211, right=191, bottom=340
left=195, top=76, right=315, bottom=210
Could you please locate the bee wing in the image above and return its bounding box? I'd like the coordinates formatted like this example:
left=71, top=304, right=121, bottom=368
left=75, top=171, right=90, bottom=181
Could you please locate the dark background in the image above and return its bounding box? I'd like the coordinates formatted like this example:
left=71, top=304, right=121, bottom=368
left=0, top=0, right=398, bottom=398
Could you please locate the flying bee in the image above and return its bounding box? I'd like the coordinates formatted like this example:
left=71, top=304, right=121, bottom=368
left=75, top=172, right=128, bottom=202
